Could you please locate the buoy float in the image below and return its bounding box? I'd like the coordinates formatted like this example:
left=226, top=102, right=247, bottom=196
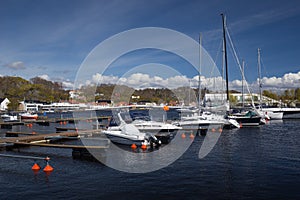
left=63, top=121, right=67, bottom=125
left=211, top=128, right=216, bottom=132
left=43, top=163, right=54, bottom=172
left=218, top=128, right=223, bottom=132
left=239, top=123, right=243, bottom=128
left=141, top=144, right=147, bottom=150
left=163, top=105, right=169, bottom=111
left=32, top=163, right=41, bottom=171
left=181, top=133, right=186, bottom=139
left=43, top=157, right=53, bottom=172
left=131, top=144, right=137, bottom=150
left=189, top=133, right=195, bottom=139
left=32, top=131, right=36, bottom=134
left=59, top=121, right=63, bottom=125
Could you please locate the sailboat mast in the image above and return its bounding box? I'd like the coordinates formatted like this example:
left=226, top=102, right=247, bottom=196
left=221, top=13, right=229, bottom=102
left=242, top=60, right=245, bottom=107
left=198, top=33, right=202, bottom=108
left=258, top=48, right=262, bottom=108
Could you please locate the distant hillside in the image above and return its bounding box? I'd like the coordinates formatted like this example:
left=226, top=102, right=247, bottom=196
left=1, top=76, right=299, bottom=110
left=0, top=76, right=69, bottom=110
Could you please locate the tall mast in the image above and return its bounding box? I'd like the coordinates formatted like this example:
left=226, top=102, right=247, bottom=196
left=198, top=33, right=202, bottom=109
left=242, top=60, right=245, bottom=107
left=258, top=48, right=262, bottom=109
left=221, top=13, right=229, bottom=102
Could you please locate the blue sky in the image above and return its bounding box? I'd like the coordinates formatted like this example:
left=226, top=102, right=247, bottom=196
left=0, top=0, right=299, bottom=90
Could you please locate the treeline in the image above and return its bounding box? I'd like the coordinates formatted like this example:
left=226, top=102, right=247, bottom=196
left=263, top=88, right=300, bottom=105
left=0, top=76, right=69, bottom=110
left=2, top=75, right=299, bottom=110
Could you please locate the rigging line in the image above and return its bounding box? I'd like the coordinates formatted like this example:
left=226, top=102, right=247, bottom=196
left=225, top=26, right=256, bottom=108
left=259, top=50, right=269, bottom=78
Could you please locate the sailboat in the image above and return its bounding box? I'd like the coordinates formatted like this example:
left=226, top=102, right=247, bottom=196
left=174, top=33, right=236, bottom=132
left=256, top=48, right=283, bottom=120
left=221, top=13, right=262, bottom=126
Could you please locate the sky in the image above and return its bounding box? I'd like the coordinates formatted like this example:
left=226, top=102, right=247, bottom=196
left=0, top=0, right=299, bottom=91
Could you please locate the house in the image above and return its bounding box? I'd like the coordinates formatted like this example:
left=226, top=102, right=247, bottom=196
left=0, top=98, right=10, bottom=111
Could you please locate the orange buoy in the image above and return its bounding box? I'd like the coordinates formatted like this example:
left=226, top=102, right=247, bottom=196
left=163, top=105, right=169, bottom=111
left=43, top=163, right=54, bottom=172
left=131, top=143, right=137, bottom=150
left=32, top=163, right=41, bottom=171
left=218, top=128, right=223, bottom=132
left=181, top=133, right=186, bottom=139
left=239, top=123, right=243, bottom=128
left=189, top=133, right=195, bottom=139
left=59, top=121, right=63, bottom=125
left=32, top=131, right=36, bottom=134
left=211, top=128, right=216, bottom=132
left=63, top=121, right=67, bottom=125
left=141, top=144, right=147, bottom=150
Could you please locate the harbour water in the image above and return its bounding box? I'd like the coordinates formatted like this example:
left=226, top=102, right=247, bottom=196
left=0, top=112, right=299, bottom=199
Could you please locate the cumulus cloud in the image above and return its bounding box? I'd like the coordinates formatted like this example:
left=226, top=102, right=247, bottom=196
left=64, top=71, right=300, bottom=91
left=62, top=81, right=74, bottom=89
left=229, top=71, right=300, bottom=92
left=38, top=74, right=51, bottom=81
left=86, top=72, right=226, bottom=91
left=5, top=61, right=26, bottom=70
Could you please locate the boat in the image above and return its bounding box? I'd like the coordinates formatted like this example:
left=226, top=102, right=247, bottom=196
left=221, top=14, right=262, bottom=126
left=20, top=112, right=38, bottom=120
left=131, top=117, right=182, bottom=133
left=202, top=111, right=240, bottom=129
left=256, top=48, right=283, bottom=120
left=261, top=107, right=300, bottom=119
left=1, top=114, right=19, bottom=122
left=228, top=110, right=261, bottom=126
left=173, top=110, right=224, bottom=135
left=102, top=113, right=161, bottom=146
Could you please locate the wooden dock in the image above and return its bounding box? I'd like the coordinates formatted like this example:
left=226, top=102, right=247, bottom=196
left=0, top=130, right=108, bottom=149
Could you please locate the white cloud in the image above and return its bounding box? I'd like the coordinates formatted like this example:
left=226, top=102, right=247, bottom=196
left=62, top=81, right=74, bottom=89
left=38, top=74, right=50, bottom=81
left=228, top=71, right=300, bottom=92
left=5, top=61, right=25, bottom=70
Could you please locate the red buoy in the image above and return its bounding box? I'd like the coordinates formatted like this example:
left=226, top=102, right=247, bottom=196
left=43, top=163, right=54, bottom=172
left=189, top=133, right=195, bottom=139
left=141, top=144, right=147, bottom=150
left=131, top=144, right=137, bottom=150
left=32, top=163, right=41, bottom=171
left=181, top=133, right=186, bottom=139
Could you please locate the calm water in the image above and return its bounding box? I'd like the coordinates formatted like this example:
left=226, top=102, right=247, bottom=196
left=0, top=113, right=299, bottom=199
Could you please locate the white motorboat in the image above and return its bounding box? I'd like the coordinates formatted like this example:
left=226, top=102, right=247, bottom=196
left=1, top=114, right=18, bottom=122
left=131, top=118, right=182, bottom=133
left=173, top=112, right=224, bottom=134
left=261, top=107, right=298, bottom=119
left=263, top=111, right=283, bottom=120
left=202, top=112, right=240, bottom=129
left=102, top=113, right=161, bottom=146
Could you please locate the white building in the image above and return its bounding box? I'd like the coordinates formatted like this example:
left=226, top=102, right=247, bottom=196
left=0, top=98, right=10, bottom=111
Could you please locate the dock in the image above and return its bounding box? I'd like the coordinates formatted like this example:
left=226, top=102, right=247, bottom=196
left=0, top=130, right=108, bottom=148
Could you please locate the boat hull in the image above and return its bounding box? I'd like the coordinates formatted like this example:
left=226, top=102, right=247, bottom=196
left=103, top=130, right=147, bottom=146
left=233, top=116, right=261, bottom=126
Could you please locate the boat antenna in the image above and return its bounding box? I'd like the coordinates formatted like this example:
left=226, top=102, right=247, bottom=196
left=221, top=13, right=229, bottom=102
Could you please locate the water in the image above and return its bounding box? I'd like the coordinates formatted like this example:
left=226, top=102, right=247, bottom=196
left=0, top=114, right=299, bottom=199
